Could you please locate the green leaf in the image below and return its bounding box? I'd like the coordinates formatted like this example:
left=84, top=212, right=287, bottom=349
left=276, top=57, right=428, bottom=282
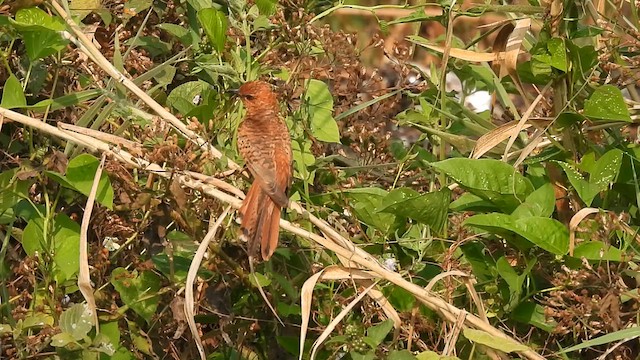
left=156, top=23, right=192, bottom=45
left=51, top=332, right=79, bottom=348
left=11, top=9, right=69, bottom=61
left=124, top=0, right=152, bottom=15
left=125, top=36, right=172, bottom=57
left=511, top=183, right=555, bottom=219
left=197, top=8, right=228, bottom=53
left=65, top=154, right=114, bottom=209
left=101, top=321, right=135, bottom=360
left=463, top=328, right=530, bottom=353
left=255, top=0, right=277, bottom=15
left=22, top=214, right=80, bottom=282
left=70, top=0, right=102, bottom=20
left=12, top=7, right=66, bottom=31
left=1, top=74, right=26, bottom=109
left=512, top=301, right=556, bottom=332
left=291, top=140, right=316, bottom=184
left=0, top=168, right=30, bottom=213
left=572, top=241, right=624, bottom=261
left=546, top=38, right=567, bottom=72
left=249, top=272, right=271, bottom=287
left=366, top=319, right=394, bottom=346
left=557, top=326, right=640, bottom=354
left=584, top=85, right=631, bottom=122
left=378, top=188, right=451, bottom=234
left=496, top=256, right=521, bottom=295
left=110, top=268, right=161, bottom=323
left=59, top=303, right=94, bottom=340
left=464, top=214, right=569, bottom=255
left=304, top=79, right=340, bottom=143
left=167, top=81, right=208, bottom=115
left=432, top=158, right=533, bottom=212
left=416, top=351, right=460, bottom=360
left=24, top=89, right=103, bottom=112
left=345, top=188, right=396, bottom=235
left=387, top=350, right=417, bottom=360
left=449, top=193, right=495, bottom=212
left=589, top=148, right=623, bottom=189
left=554, top=161, right=600, bottom=206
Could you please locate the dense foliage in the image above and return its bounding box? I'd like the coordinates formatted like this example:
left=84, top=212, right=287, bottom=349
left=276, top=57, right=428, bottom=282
left=1, top=0, right=640, bottom=359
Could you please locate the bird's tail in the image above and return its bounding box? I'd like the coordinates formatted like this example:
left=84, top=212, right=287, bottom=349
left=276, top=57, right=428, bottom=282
left=239, top=182, right=281, bottom=260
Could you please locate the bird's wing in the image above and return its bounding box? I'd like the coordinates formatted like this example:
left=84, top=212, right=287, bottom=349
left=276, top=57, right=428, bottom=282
left=246, top=161, right=289, bottom=207
left=237, top=132, right=289, bottom=208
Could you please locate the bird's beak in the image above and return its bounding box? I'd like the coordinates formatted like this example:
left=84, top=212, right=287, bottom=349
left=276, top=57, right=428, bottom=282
left=227, top=88, right=239, bottom=97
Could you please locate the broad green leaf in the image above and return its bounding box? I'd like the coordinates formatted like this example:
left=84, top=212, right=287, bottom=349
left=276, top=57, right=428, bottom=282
left=22, top=312, right=54, bottom=328
left=167, top=81, right=207, bottom=115
left=464, top=214, right=569, bottom=255
left=291, top=140, right=316, bottom=184
left=496, top=257, right=521, bottom=295
left=50, top=332, right=78, bottom=347
left=1, top=74, right=26, bottom=109
left=366, top=319, right=394, bottom=346
left=22, top=214, right=80, bottom=282
left=70, top=0, right=102, bottom=20
left=416, top=351, right=460, bottom=360
left=255, top=0, right=277, bottom=15
left=584, top=85, right=631, bottom=122
left=378, top=188, right=451, bottom=234
left=461, top=242, right=496, bottom=282
left=197, top=8, right=228, bottom=53
left=59, top=303, right=94, bottom=340
left=546, top=38, right=567, bottom=72
left=387, top=350, right=417, bottom=360
left=101, top=321, right=135, bottom=360
left=65, top=154, right=114, bottom=209
left=11, top=9, right=68, bottom=61
left=351, top=351, right=376, bottom=360
left=249, top=272, right=271, bottom=287
left=152, top=254, right=213, bottom=283
left=125, top=0, right=152, bottom=13
left=572, top=241, right=624, bottom=261
left=305, top=79, right=340, bottom=143
left=449, top=193, right=495, bottom=212
left=345, top=188, right=395, bottom=235
left=156, top=23, right=192, bottom=45
left=383, top=285, right=415, bottom=312
left=22, top=30, right=69, bottom=61
left=0, top=324, right=11, bottom=335
left=554, top=161, right=600, bottom=206
left=512, top=301, right=556, bottom=332
left=511, top=183, right=555, bottom=219
left=110, top=268, right=161, bottom=323
left=53, top=215, right=82, bottom=281
left=557, top=326, right=640, bottom=354
left=0, top=168, right=30, bottom=213
left=463, top=328, right=530, bottom=353
left=432, top=158, right=533, bottom=212
left=589, top=148, right=623, bottom=189
left=12, top=7, right=66, bottom=31
left=125, top=36, right=172, bottom=57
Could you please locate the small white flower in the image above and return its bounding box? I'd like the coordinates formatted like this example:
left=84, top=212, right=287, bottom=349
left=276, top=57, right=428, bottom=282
left=383, top=257, right=397, bottom=272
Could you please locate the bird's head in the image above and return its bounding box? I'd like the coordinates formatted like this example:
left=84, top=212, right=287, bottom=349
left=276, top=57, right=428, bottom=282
left=236, top=80, right=278, bottom=116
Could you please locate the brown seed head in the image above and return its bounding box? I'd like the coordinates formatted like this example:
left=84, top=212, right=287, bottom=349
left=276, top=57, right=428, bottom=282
left=238, top=80, right=279, bottom=117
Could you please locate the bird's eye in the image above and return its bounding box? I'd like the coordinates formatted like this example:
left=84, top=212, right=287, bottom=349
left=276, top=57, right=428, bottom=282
left=244, top=94, right=256, bottom=100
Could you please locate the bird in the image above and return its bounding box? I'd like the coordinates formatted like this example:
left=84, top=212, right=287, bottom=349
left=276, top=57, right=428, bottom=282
left=235, top=80, right=292, bottom=260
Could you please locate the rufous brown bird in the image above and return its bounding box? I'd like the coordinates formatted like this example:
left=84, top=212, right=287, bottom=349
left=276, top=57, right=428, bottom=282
left=236, top=80, right=292, bottom=260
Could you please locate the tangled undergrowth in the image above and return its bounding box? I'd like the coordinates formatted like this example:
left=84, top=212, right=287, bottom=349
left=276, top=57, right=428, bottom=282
left=2, top=0, right=640, bottom=359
